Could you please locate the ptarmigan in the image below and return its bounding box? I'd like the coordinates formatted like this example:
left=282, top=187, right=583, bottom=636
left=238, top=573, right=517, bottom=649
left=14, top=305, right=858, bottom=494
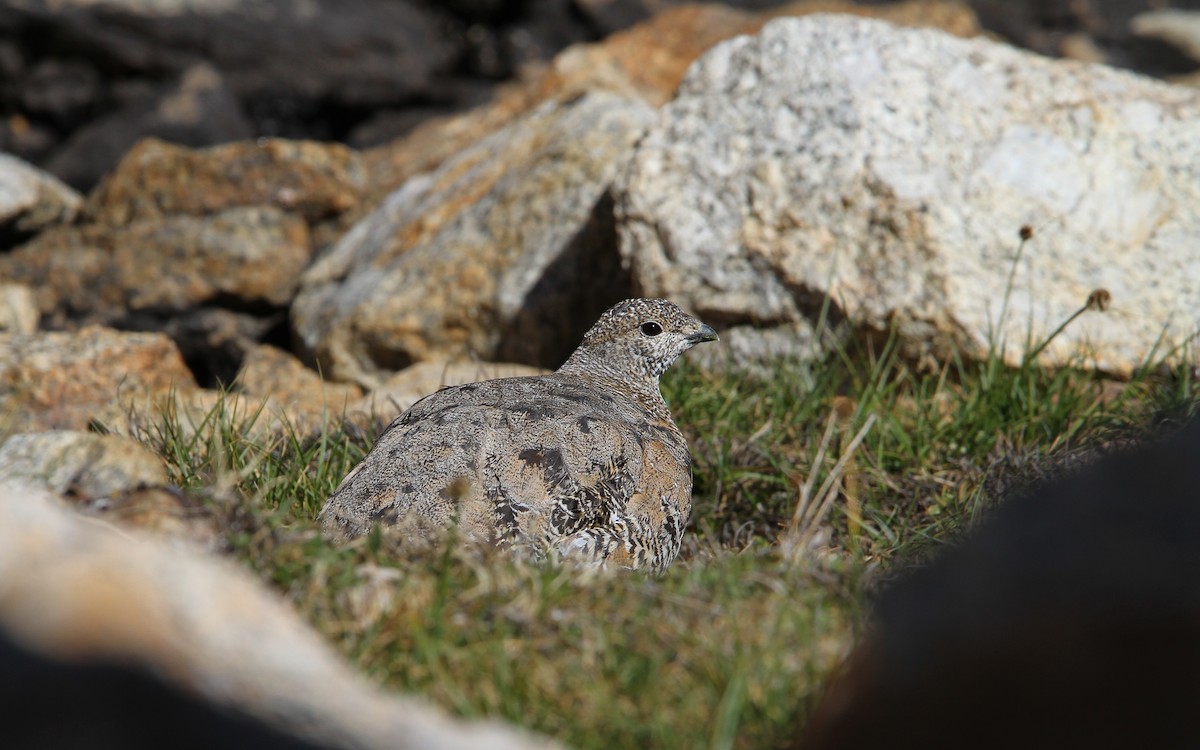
left=320, top=298, right=718, bottom=572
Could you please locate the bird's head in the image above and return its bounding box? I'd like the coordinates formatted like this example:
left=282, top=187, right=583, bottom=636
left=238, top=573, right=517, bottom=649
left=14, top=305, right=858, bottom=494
left=560, top=298, right=718, bottom=383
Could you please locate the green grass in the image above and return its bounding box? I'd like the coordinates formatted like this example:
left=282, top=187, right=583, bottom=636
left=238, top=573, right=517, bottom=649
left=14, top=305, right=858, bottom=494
left=133, top=322, right=1200, bottom=750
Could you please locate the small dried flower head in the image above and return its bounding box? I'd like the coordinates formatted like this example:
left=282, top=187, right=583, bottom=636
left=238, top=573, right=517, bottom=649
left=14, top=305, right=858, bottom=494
left=1019, top=224, right=1034, bottom=241
left=832, top=395, right=857, bottom=425
left=1086, top=289, right=1111, bottom=312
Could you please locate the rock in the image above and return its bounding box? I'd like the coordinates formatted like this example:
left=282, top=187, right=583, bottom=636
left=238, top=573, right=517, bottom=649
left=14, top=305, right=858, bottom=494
left=293, top=91, right=653, bottom=387
left=615, top=15, right=1200, bottom=375
left=799, top=418, right=1200, bottom=750
left=0, top=152, right=81, bottom=244
left=1131, top=10, right=1200, bottom=65
left=86, top=137, right=365, bottom=247
left=361, top=79, right=547, bottom=206
left=0, top=205, right=311, bottom=329
left=967, top=0, right=1200, bottom=77
left=0, top=431, right=217, bottom=548
left=155, top=308, right=283, bottom=388
left=42, top=63, right=252, bottom=191
left=363, top=0, right=980, bottom=203
left=0, top=481, right=562, bottom=750
left=0, top=431, right=169, bottom=497
left=0, top=0, right=457, bottom=127
left=353, top=360, right=548, bottom=423
left=121, top=387, right=298, bottom=444
left=0, top=326, right=197, bottom=432
left=236, top=343, right=363, bottom=418
left=0, top=627, right=334, bottom=750
left=556, top=1, right=980, bottom=105
left=0, top=283, right=39, bottom=334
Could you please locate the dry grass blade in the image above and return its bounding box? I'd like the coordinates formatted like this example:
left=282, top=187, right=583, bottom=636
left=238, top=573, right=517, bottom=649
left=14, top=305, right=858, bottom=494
left=783, top=413, right=877, bottom=558
left=791, top=410, right=840, bottom=533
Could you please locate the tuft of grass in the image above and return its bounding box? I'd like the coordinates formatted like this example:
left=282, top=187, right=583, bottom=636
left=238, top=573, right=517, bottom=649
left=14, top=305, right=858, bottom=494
left=135, top=308, right=1199, bottom=749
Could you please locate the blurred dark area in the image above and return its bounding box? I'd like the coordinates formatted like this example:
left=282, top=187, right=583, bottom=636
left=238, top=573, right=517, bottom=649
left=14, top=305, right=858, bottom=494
left=799, top=415, right=1200, bottom=750
left=2, top=0, right=1199, bottom=193
left=0, top=631, right=335, bottom=750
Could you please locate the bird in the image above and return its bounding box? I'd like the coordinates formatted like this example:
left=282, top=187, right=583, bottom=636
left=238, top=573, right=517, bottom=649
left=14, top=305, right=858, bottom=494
left=319, top=298, right=718, bottom=572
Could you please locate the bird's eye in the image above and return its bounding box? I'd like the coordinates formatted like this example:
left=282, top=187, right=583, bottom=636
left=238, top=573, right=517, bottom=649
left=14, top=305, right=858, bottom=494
left=640, top=321, right=663, bottom=337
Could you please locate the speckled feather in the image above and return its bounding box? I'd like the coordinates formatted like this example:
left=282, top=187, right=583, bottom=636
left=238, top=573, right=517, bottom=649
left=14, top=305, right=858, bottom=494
left=319, top=298, right=718, bottom=572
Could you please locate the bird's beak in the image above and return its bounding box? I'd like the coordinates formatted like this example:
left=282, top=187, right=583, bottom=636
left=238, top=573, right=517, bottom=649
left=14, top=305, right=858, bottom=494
left=689, top=324, right=719, bottom=344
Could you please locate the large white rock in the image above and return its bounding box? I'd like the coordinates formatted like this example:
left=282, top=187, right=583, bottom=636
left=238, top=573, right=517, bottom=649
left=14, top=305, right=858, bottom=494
left=616, top=15, right=1200, bottom=374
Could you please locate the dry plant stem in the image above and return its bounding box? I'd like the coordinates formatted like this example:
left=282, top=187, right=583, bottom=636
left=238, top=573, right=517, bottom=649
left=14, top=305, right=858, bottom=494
left=786, top=413, right=878, bottom=553
left=791, top=411, right=840, bottom=532
left=1022, top=289, right=1112, bottom=367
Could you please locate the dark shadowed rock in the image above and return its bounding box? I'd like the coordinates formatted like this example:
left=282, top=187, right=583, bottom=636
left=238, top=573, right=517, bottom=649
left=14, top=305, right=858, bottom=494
left=967, top=0, right=1200, bottom=77
left=42, top=63, right=252, bottom=190
left=155, top=308, right=284, bottom=388
left=800, top=418, right=1200, bottom=750
left=0, top=1, right=455, bottom=120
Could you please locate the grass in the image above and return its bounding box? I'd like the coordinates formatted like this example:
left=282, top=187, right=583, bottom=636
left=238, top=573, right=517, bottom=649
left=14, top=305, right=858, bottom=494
left=133, top=315, right=1200, bottom=750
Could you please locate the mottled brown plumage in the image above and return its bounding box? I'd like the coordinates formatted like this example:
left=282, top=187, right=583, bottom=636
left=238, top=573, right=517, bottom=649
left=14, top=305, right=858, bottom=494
left=319, top=298, right=718, bottom=572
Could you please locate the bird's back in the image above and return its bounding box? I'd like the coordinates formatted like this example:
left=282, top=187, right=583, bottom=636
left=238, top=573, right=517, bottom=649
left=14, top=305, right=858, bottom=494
left=319, top=372, right=693, bottom=569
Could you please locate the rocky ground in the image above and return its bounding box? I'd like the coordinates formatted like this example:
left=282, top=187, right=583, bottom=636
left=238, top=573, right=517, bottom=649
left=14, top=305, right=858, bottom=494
left=3, top=1, right=1200, bottom=748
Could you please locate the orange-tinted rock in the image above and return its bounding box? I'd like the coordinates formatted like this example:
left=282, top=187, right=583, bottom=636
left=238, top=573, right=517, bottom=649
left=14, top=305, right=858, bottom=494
left=87, top=137, right=365, bottom=231
left=0, top=326, right=197, bottom=432
left=236, top=343, right=363, bottom=416
left=1, top=206, right=311, bottom=326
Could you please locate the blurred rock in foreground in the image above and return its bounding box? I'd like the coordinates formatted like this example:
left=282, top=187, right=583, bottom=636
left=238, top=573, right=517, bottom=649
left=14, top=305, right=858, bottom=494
left=0, top=481, right=564, bottom=750
left=800, top=417, right=1200, bottom=749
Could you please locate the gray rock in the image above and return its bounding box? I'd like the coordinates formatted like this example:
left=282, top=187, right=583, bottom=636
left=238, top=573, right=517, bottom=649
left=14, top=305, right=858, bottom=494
left=0, top=283, right=39, bottom=334
left=0, top=430, right=218, bottom=547
left=615, top=15, right=1200, bottom=374
left=0, top=431, right=169, bottom=498
left=0, top=481, right=563, bottom=750
left=0, top=152, right=81, bottom=243
left=294, top=91, right=654, bottom=388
